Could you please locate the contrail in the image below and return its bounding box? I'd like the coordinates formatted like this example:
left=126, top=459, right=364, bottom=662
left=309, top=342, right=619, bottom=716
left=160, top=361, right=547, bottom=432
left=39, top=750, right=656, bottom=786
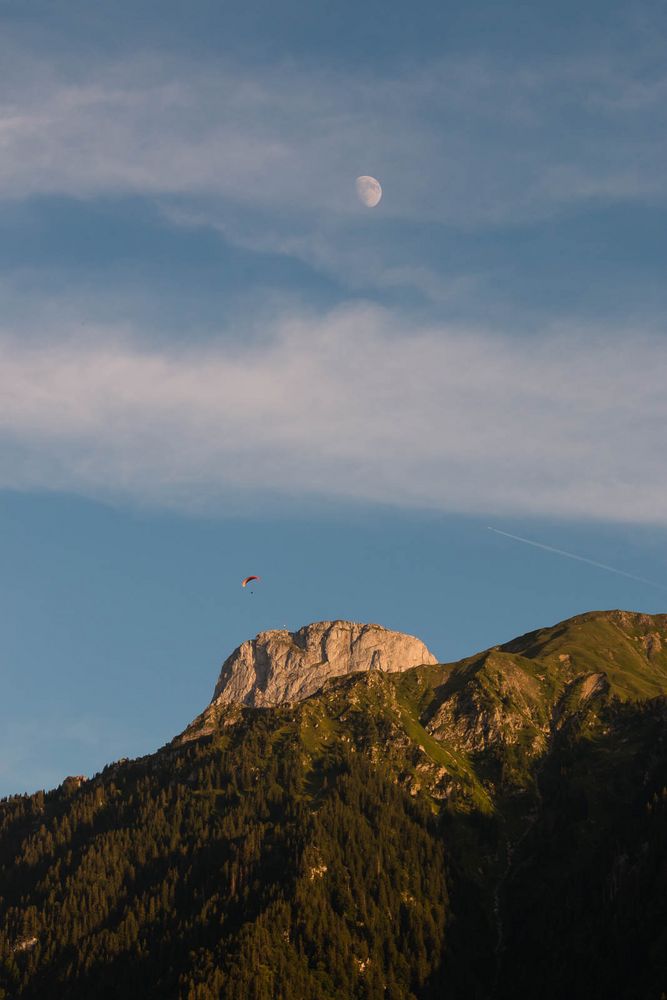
left=487, top=527, right=666, bottom=591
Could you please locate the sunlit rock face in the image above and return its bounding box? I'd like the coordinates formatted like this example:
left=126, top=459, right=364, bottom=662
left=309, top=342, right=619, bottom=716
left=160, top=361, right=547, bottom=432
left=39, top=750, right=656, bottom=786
left=211, top=620, right=438, bottom=708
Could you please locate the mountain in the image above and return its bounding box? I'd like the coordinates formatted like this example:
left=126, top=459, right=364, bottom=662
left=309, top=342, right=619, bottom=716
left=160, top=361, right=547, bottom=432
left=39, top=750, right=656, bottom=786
left=2, top=610, right=667, bottom=999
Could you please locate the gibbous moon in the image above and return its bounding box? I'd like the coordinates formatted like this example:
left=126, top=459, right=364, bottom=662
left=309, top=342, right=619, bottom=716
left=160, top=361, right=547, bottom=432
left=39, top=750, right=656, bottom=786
left=356, top=175, right=382, bottom=208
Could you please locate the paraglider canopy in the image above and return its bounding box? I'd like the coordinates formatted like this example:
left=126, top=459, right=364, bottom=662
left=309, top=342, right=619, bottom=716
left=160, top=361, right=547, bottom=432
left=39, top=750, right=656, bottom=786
left=241, top=575, right=260, bottom=588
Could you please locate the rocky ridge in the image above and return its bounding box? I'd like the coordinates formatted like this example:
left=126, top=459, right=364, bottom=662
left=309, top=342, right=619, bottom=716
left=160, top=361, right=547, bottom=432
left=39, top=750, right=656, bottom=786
left=211, top=620, right=438, bottom=708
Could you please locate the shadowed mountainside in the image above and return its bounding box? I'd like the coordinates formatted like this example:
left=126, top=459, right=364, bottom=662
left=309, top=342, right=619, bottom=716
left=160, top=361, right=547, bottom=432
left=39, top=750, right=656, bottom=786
left=2, top=610, right=667, bottom=999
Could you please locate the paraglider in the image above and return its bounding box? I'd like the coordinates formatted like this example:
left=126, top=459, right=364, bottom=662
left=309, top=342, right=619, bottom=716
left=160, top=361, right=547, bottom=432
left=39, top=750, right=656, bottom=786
left=242, top=575, right=260, bottom=592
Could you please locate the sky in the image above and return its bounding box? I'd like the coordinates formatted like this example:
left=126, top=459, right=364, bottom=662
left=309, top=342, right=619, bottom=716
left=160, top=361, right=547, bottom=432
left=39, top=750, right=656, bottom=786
left=1, top=0, right=667, bottom=796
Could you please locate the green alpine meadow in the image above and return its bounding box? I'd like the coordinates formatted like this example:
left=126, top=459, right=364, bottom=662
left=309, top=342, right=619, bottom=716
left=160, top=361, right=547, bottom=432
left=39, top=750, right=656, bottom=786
left=2, top=610, right=667, bottom=999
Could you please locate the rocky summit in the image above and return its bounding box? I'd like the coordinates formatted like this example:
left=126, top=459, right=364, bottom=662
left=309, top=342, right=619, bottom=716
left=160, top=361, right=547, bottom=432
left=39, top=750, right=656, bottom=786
left=210, top=620, right=438, bottom=708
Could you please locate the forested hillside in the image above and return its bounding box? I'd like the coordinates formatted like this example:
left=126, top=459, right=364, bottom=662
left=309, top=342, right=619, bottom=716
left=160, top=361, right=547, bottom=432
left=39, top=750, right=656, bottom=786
left=2, top=611, right=667, bottom=999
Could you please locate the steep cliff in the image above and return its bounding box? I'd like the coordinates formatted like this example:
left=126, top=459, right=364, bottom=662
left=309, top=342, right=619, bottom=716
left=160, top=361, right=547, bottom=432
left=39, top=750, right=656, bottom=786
left=210, top=620, right=438, bottom=708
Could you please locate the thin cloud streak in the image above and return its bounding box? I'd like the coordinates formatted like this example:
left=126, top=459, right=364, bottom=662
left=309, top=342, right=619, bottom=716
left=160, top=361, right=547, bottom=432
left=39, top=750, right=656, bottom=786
left=0, top=48, right=665, bottom=223
left=488, top=527, right=667, bottom=590
left=1, top=304, right=667, bottom=523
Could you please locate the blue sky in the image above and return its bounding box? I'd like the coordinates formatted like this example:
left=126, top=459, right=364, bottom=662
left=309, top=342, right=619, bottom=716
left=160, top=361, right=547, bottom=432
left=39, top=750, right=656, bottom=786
left=1, top=0, right=666, bottom=795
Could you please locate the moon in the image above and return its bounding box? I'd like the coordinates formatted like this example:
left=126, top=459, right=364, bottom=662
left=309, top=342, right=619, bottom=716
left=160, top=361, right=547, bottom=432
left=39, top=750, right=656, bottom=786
left=356, top=175, right=382, bottom=208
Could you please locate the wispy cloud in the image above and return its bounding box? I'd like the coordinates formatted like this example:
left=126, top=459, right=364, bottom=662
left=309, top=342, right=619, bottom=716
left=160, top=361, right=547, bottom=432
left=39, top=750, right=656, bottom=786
left=0, top=47, right=665, bottom=224
left=1, top=304, right=666, bottom=523
left=0, top=43, right=664, bottom=312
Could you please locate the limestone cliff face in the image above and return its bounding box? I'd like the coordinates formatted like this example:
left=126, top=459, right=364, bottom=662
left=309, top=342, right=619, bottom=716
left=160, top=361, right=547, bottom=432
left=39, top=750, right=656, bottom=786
left=211, top=621, right=438, bottom=708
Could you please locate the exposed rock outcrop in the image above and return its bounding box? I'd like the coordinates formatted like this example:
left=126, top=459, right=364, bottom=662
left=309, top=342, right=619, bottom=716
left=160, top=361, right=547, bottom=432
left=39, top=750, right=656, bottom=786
left=426, top=652, right=551, bottom=755
left=211, top=620, right=438, bottom=708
